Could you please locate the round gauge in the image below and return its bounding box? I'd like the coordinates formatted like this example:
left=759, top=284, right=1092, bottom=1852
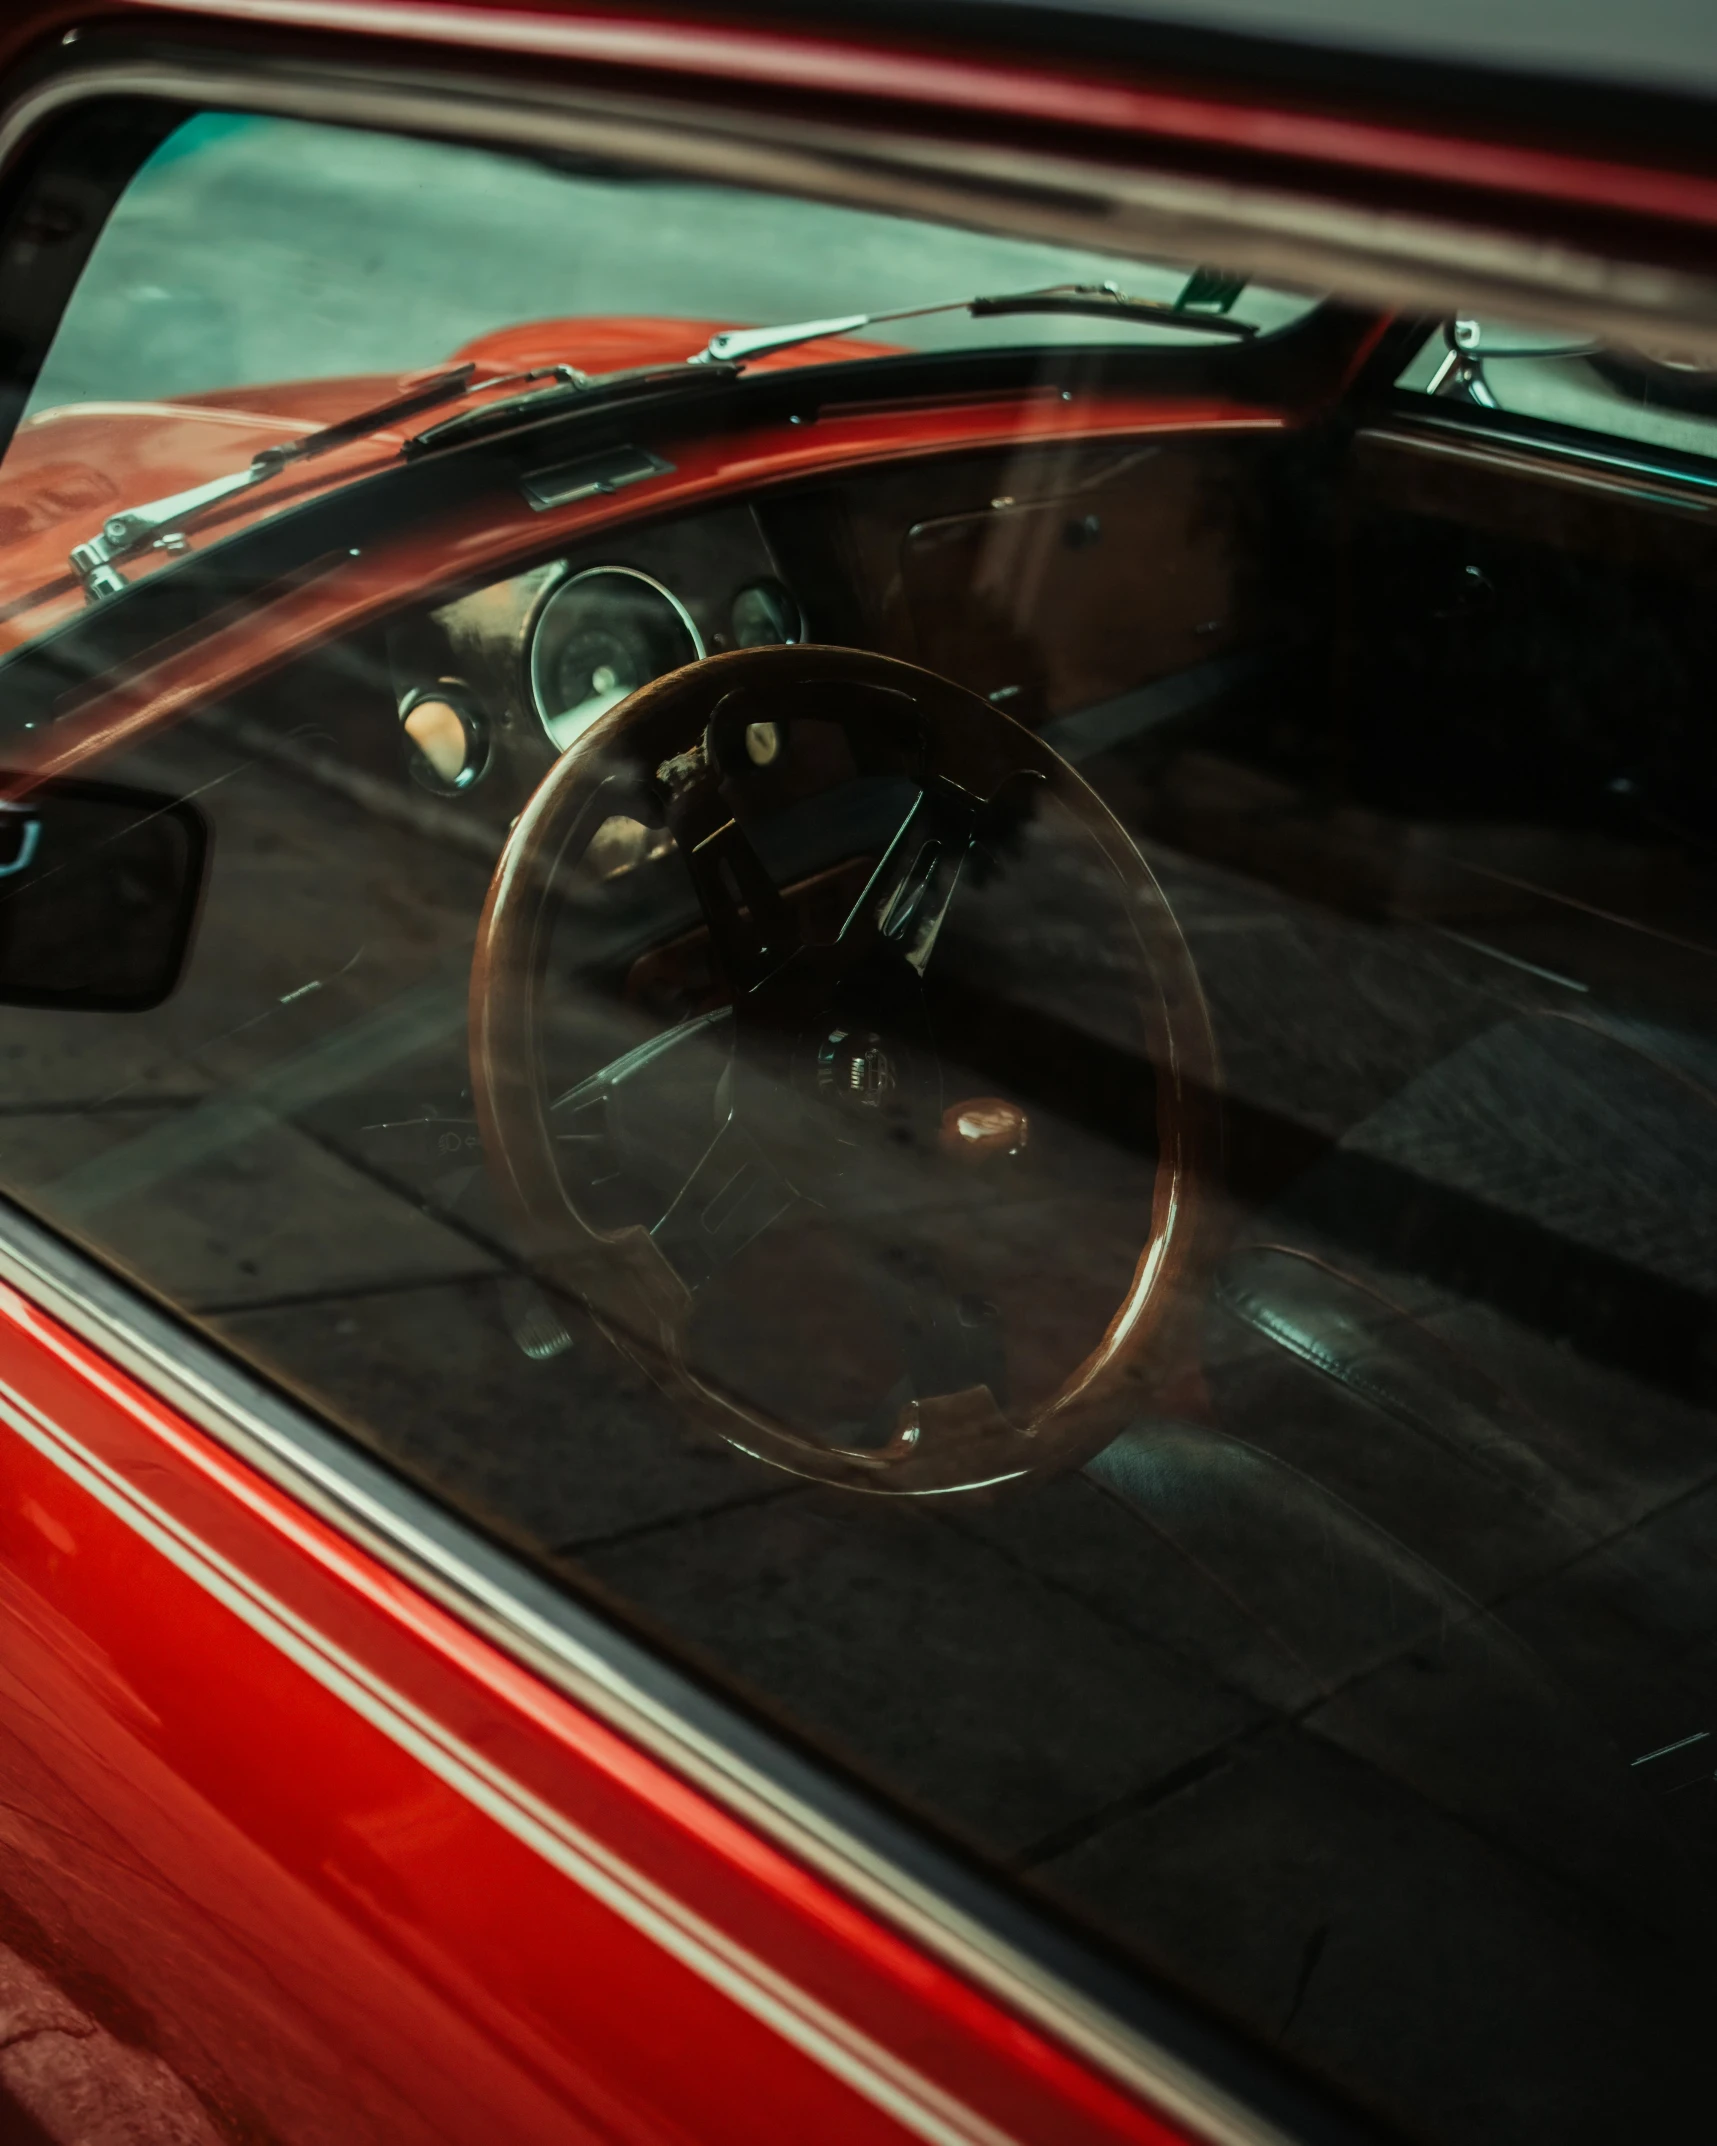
left=730, top=578, right=803, bottom=650
left=399, top=685, right=489, bottom=794
left=529, top=566, right=704, bottom=752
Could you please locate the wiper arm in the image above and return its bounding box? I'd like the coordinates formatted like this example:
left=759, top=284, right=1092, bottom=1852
left=68, top=357, right=744, bottom=599
left=406, top=283, right=1250, bottom=450
left=400, top=358, right=741, bottom=456
left=67, top=361, right=573, bottom=600
left=692, top=282, right=1259, bottom=366
left=66, top=279, right=1248, bottom=602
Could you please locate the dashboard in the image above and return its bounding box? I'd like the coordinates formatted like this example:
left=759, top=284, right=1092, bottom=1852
left=380, top=434, right=1281, bottom=813
left=390, top=503, right=805, bottom=798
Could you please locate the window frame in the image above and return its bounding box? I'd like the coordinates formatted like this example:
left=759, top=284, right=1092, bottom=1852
left=3, top=23, right=1717, bottom=2146
left=1386, top=316, right=1717, bottom=495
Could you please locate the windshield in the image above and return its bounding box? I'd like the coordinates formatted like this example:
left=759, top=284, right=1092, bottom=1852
left=25, top=112, right=1317, bottom=414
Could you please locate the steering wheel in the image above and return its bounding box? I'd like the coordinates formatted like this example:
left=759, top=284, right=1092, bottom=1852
left=471, top=645, right=1214, bottom=1494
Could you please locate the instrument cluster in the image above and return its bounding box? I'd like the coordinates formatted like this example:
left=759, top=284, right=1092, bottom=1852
left=528, top=562, right=802, bottom=753
left=393, top=502, right=804, bottom=793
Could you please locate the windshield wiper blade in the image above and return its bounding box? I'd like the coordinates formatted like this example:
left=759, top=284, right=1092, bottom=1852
left=973, top=287, right=1258, bottom=334
left=66, top=361, right=575, bottom=600
left=692, top=282, right=1259, bottom=366
left=65, top=278, right=1248, bottom=603
left=400, top=358, right=742, bottom=457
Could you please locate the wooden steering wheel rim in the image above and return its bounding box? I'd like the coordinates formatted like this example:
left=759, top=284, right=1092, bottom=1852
left=469, top=644, right=1217, bottom=1494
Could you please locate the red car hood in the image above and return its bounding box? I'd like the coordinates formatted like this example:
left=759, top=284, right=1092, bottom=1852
left=0, top=316, right=897, bottom=652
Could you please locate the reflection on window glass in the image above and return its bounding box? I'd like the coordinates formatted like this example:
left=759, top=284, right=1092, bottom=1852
left=3, top=105, right=1717, bottom=2146
left=1397, top=314, right=1717, bottom=458
left=26, top=112, right=1317, bottom=413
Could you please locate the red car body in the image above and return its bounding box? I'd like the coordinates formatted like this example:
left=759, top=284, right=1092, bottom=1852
left=0, top=4, right=1714, bottom=2142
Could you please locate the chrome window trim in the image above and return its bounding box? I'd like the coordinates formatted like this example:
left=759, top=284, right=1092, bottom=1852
left=1374, top=401, right=1717, bottom=499
left=6, top=31, right=1711, bottom=2146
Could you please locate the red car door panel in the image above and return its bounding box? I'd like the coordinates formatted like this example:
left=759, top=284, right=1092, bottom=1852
left=0, top=1265, right=1204, bottom=2146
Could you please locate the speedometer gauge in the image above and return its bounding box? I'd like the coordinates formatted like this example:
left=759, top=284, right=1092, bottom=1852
left=528, top=566, right=703, bottom=752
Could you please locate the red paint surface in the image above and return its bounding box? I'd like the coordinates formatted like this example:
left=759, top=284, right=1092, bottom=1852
left=0, top=1270, right=1200, bottom=2145
left=0, top=316, right=901, bottom=633
left=1, top=384, right=1286, bottom=732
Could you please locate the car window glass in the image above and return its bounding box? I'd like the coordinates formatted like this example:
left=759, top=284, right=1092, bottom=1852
left=1396, top=315, right=1717, bottom=458
left=25, top=111, right=1316, bottom=417
left=4, top=103, right=1717, bottom=2146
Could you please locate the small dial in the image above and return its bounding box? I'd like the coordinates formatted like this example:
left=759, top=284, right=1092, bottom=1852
left=399, top=686, right=488, bottom=793
left=730, top=578, right=803, bottom=650
left=529, top=566, right=703, bottom=752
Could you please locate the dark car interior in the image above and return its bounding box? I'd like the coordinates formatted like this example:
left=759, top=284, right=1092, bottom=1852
left=5, top=302, right=1717, bottom=2145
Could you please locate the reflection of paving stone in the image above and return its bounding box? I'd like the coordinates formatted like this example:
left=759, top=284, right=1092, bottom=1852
left=1475, top=1487, right=1717, bottom=1780
left=1, top=1108, right=489, bottom=1309
left=116, top=720, right=496, bottom=1101
left=1039, top=1720, right=1708, bottom=2146
left=0, top=1939, right=223, bottom=2145
left=215, top=1275, right=772, bottom=1559
left=1147, top=847, right=1510, bottom=1143
left=945, top=802, right=1509, bottom=1156
left=0, top=1012, right=207, bottom=1113
left=948, top=1466, right=1325, bottom=1714
left=1414, top=1289, right=1717, bottom=1519
left=581, top=1489, right=1257, bottom=1856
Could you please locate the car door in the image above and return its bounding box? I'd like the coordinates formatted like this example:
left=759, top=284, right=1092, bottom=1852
left=3, top=10, right=1717, bottom=2146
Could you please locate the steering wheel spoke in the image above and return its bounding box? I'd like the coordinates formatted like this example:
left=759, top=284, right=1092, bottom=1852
left=841, top=787, right=973, bottom=973
left=651, top=1114, right=799, bottom=1288
left=681, top=813, right=796, bottom=992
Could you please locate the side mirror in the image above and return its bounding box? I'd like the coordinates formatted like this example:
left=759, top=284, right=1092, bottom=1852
left=0, top=779, right=208, bottom=1012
